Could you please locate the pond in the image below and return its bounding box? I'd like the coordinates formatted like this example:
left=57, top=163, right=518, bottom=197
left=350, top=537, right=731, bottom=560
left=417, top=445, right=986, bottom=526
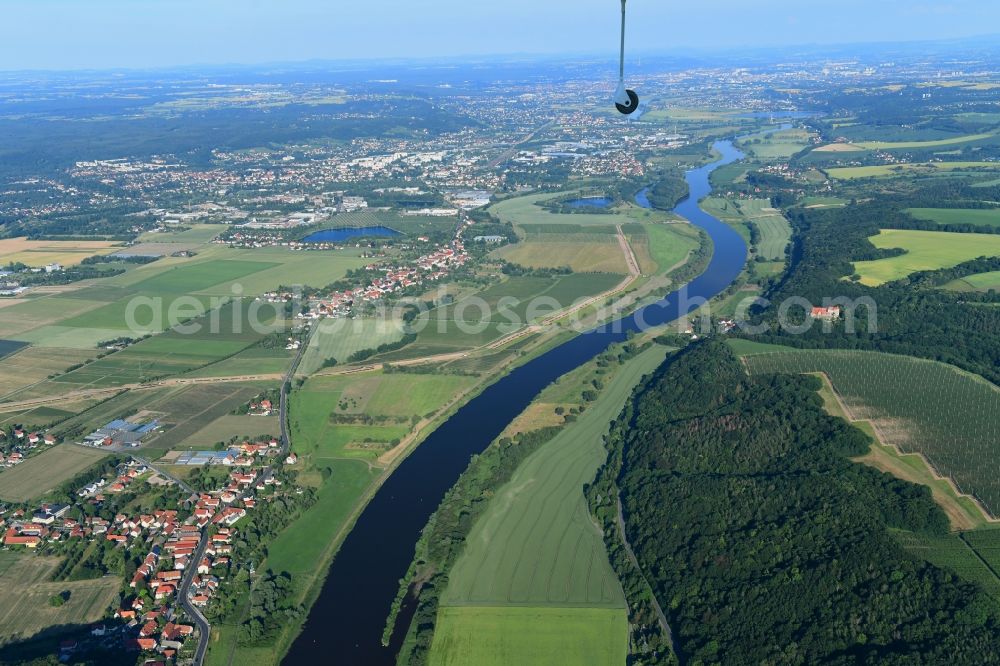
left=301, top=226, right=401, bottom=242
left=563, top=197, right=613, bottom=209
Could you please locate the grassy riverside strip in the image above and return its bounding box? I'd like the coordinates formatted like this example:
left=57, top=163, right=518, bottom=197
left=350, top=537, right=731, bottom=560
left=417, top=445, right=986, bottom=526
left=388, top=342, right=667, bottom=666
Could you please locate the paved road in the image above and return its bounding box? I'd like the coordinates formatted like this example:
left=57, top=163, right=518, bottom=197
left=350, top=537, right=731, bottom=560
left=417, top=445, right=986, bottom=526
left=178, top=531, right=212, bottom=666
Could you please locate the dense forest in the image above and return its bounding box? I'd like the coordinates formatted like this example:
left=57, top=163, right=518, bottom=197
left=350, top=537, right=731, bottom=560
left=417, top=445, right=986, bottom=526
left=590, top=341, right=1000, bottom=664
left=645, top=169, right=691, bottom=211
left=739, top=182, right=1000, bottom=385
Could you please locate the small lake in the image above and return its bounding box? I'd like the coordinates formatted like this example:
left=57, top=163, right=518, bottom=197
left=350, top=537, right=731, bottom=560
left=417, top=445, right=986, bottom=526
left=0, top=339, right=28, bottom=359
left=301, top=226, right=400, bottom=242
left=635, top=187, right=652, bottom=209
left=564, top=197, right=613, bottom=209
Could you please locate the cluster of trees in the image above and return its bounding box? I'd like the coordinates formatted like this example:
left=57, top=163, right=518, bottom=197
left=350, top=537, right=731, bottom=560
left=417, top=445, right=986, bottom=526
left=236, top=572, right=304, bottom=645
left=645, top=170, right=690, bottom=211
left=347, top=332, right=418, bottom=363
left=592, top=341, right=1000, bottom=664
left=500, top=261, right=572, bottom=277
left=741, top=186, right=1000, bottom=384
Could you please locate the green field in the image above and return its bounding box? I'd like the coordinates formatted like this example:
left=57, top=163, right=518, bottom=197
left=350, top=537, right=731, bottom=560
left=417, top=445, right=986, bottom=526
left=943, top=270, right=1000, bottom=292
left=183, top=346, right=293, bottom=378
left=4, top=246, right=367, bottom=349
left=853, top=229, right=1000, bottom=286
left=856, top=133, right=995, bottom=149
left=908, top=207, right=1000, bottom=229
left=408, top=273, right=621, bottom=355
left=0, top=445, right=109, bottom=502
left=826, top=162, right=1000, bottom=180
left=698, top=197, right=789, bottom=261
left=442, top=346, right=667, bottom=607
left=297, top=318, right=407, bottom=375
left=626, top=222, right=701, bottom=275
left=495, top=234, right=627, bottom=274
left=739, top=127, right=813, bottom=160
left=428, top=606, right=627, bottom=666
left=962, top=530, right=1000, bottom=575
left=743, top=349, right=1000, bottom=516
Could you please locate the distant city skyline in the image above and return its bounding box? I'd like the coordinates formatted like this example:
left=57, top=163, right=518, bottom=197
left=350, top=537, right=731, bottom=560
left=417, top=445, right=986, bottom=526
left=3, top=0, right=1000, bottom=71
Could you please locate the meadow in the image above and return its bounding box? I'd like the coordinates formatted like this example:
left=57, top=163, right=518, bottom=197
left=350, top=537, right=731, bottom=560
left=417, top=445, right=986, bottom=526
left=0, top=553, right=119, bottom=647
left=699, top=197, right=790, bottom=261
left=0, top=445, right=108, bottom=502
left=442, top=347, right=667, bottom=607
left=855, top=133, right=995, bottom=149
left=943, top=271, right=1000, bottom=293
left=907, top=207, right=1000, bottom=229
left=624, top=223, right=701, bottom=275
left=852, top=229, right=1000, bottom=286
left=428, top=606, right=627, bottom=666
left=743, top=349, right=1000, bottom=516
left=825, top=162, right=1000, bottom=180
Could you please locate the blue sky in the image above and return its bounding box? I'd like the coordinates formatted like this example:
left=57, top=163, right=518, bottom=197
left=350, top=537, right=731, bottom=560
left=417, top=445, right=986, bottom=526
left=2, top=0, right=999, bottom=70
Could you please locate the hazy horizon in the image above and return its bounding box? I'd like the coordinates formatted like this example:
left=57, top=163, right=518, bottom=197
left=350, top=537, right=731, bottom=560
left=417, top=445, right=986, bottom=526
left=4, top=0, right=1000, bottom=72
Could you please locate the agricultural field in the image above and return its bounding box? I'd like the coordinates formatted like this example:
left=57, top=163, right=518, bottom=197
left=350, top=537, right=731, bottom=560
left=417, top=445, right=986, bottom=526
left=173, top=414, right=280, bottom=448
left=825, top=162, right=1000, bottom=180
left=0, top=553, right=119, bottom=647
left=738, top=127, right=814, bottom=160
left=855, top=133, right=995, bottom=149
left=943, top=270, right=1000, bottom=292
left=0, top=445, right=109, bottom=502
left=624, top=222, right=701, bottom=275
left=44, top=301, right=285, bottom=388
left=962, top=529, right=1000, bottom=574
left=442, top=346, right=667, bottom=607
left=428, top=606, right=627, bottom=666
left=409, top=273, right=621, bottom=356
left=893, top=531, right=1000, bottom=599
left=0, top=346, right=94, bottom=400
left=0, top=237, right=120, bottom=268
left=743, top=349, right=1000, bottom=516
left=182, top=345, right=293, bottom=378
left=297, top=318, right=406, bottom=375
left=813, top=143, right=864, bottom=152
left=907, top=207, right=1000, bottom=229
left=852, top=229, right=1000, bottom=286
left=140, top=383, right=274, bottom=450
left=3, top=245, right=366, bottom=349
left=494, top=232, right=628, bottom=274
left=699, top=197, right=790, bottom=261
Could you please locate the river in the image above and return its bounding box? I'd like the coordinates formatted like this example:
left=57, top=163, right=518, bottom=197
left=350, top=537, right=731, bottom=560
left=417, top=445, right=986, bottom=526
left=283, top=139, right=748, bottom=665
